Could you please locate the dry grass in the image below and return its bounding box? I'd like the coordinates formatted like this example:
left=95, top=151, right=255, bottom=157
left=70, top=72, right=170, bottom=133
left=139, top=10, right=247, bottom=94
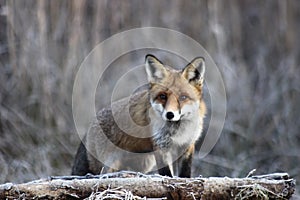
left=0, top=1, right=299, bottom=196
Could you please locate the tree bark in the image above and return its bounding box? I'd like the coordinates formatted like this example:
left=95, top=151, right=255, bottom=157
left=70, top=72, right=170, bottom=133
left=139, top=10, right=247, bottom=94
left=0, top=172, right=295, bottom=199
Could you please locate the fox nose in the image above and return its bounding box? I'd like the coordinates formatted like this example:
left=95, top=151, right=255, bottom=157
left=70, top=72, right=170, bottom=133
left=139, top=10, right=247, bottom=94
left=166, top=112, right=175, bottom=120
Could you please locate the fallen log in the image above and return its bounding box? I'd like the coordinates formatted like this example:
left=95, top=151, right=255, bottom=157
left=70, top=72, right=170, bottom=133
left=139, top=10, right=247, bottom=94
left=0, top=171, right=295, bottom=199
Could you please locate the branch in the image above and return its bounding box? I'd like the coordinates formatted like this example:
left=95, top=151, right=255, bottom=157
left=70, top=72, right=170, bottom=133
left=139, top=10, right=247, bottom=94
left=0, top=172, right=295, bottom=199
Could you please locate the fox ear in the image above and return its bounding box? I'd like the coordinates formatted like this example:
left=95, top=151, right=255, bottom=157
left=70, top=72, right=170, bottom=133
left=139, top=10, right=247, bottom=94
left=182, top=57, right=205, bottom=86
left=145, top=54, right=167, bottom=82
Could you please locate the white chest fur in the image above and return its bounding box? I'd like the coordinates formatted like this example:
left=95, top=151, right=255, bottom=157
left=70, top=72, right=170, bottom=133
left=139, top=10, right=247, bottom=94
left=171, top=117, right=202, bottom=146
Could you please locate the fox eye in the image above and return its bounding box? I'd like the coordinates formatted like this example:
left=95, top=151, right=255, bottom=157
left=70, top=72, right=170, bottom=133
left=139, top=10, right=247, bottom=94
left=158, top=93, right=167, bottom=100
left=179, top=95, right=188, bottom=101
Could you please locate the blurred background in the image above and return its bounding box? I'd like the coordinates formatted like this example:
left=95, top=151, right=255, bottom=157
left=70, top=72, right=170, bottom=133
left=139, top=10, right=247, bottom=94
left=0, top=0, right=299, bottom=193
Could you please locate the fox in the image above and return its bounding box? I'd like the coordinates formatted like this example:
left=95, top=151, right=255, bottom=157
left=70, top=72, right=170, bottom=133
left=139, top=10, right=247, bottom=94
left=72, top=54, right=206, bottom=178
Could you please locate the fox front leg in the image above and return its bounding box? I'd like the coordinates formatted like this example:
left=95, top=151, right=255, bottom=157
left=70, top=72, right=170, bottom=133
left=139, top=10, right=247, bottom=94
left=178, top=144, right=195, bottom=178
left=154, top=150, right=173, bottom=177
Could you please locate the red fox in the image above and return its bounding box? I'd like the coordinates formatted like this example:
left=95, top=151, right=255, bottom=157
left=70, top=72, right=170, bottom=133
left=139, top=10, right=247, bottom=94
left=72, top=54, right=206, bottom=177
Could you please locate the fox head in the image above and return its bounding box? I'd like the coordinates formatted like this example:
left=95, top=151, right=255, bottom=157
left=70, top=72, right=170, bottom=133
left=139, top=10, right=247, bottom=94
left=145, top=54, right=205, bottom=122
